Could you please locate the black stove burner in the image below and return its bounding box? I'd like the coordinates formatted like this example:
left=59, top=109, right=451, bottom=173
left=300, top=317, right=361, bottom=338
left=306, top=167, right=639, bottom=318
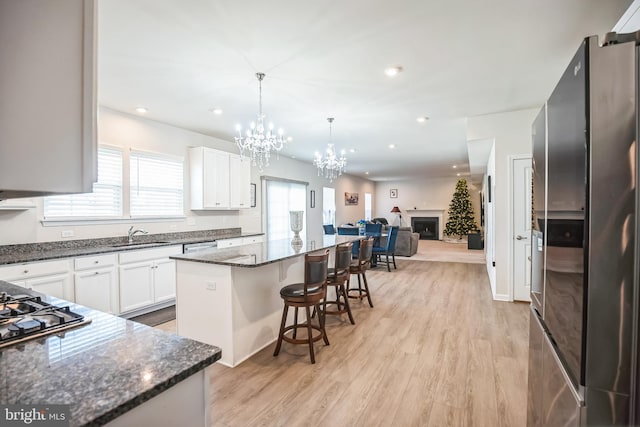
left=0, top=293, right=90, bottom=349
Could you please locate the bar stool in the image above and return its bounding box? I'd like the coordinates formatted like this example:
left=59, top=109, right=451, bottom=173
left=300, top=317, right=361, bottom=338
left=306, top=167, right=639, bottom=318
left=323, top=242, right=355, bottom=324
left=273, top=249, right=330, bottom=364
left=348, top=237, right=374, bottom=308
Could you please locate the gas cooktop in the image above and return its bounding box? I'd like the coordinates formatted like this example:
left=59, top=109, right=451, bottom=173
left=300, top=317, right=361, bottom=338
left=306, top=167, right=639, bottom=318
left=0, top=292, right=91, bottom=349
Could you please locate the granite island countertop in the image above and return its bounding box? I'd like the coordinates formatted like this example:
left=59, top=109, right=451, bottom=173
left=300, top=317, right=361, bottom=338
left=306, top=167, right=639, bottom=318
left=0, top=228, right=263, bottom=265
left=171, top=235, right=362, bottom=267
left=0, top=281, right=221, bottom=426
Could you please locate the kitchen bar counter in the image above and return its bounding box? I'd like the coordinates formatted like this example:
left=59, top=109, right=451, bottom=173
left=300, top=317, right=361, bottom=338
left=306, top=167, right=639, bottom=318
left=0, top=228, right=263, bottom=265
left=173, top=234, right=361, bottom=366
left=170, top=235, right=361, bottom=267
left=0, top=281, right=221, bottom=426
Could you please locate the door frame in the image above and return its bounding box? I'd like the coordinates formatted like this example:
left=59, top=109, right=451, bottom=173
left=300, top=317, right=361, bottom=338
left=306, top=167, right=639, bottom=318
left=507, top=154, right=532, bottom=302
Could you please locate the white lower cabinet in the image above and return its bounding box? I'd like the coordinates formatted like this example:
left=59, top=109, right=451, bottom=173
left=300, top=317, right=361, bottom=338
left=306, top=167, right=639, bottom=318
left=154, top=258, right=177, bottom=303
left=74, top=254, right=119, bottom=314
left=119, top=261, right=155, bottom=313
left=118, top=245, right=182, bottom=315
left=0, top=259, right=74, bottom=301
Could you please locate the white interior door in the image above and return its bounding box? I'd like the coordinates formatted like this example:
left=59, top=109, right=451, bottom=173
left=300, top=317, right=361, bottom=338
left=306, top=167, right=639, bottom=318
left=513, top=157, right=532, bottom=301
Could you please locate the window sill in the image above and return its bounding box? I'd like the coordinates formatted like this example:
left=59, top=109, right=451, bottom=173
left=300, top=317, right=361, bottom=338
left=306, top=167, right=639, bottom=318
left=41, top=216, right=186, bottom=227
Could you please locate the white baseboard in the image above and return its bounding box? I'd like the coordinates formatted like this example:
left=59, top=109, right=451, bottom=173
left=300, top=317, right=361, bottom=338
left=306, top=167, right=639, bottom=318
left=492, top=292, right=511, bottom=302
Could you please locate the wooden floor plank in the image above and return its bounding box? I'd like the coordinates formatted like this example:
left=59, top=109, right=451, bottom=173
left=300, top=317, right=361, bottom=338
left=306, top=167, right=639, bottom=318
left=157, top=258, right=529, bottom=427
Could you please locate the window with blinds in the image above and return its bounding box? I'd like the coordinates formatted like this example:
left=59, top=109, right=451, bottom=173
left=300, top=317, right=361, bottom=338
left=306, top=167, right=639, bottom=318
left=44, top=147, right=123, bottom=218
left=130, top=150, right=184, bottom=217
left=266, top=179, right=306, bottom=240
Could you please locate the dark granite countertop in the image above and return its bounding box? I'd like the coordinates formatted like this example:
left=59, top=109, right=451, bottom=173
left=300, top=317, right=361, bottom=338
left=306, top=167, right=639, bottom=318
left=0, top=281, right=221, bottom=427
left=171, top=235, right=362, bottom=267
left=0, top=229, right=264, bottom=265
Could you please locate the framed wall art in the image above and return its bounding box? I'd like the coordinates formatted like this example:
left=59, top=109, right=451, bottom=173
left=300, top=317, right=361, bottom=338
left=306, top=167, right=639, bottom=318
left=345, top=192, right=359, bottom=206
left=250, top=183, right=257, bottom=207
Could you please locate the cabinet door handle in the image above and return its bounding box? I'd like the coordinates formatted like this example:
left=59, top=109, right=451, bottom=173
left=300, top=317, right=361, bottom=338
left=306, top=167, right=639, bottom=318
left=516, top=235, right=529, bottom=240
left=95, top=271, right=100, bottom=275
left=94, top=260, right=99, bottom=264
left=23, top=270, right=28, bottom=274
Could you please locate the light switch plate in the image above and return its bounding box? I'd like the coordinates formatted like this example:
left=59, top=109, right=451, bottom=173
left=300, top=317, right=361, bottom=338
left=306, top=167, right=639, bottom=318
left=61, top=230, right=74, bottom=238
left=206, top=281, right=216, bottom=291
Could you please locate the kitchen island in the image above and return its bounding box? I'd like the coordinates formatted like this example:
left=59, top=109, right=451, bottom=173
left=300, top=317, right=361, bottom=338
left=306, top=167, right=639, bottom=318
left=171, top=235, right=361, bottom=367
left=0, top=281, right=220, bottom=427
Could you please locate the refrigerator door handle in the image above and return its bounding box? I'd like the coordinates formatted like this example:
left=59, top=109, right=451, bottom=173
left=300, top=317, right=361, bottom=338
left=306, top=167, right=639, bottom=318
left=516, top=234, right=529, bottom=240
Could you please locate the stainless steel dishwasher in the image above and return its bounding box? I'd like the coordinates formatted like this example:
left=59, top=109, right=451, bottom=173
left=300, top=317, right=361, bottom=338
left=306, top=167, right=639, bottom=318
left=182, top=241, right=217, bottom=253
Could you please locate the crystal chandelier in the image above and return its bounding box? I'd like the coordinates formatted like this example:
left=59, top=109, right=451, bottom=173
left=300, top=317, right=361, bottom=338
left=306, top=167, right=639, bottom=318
left=234, top=72, right=285, bottom=171
left=314, top=118, right=347, bottom=182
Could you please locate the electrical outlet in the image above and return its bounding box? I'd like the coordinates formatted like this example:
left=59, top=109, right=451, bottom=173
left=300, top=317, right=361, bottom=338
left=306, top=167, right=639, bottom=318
left=187, top=218, right=196, bottom=226
left=61, top=230, right=74, bottom=238
left=169, top=225, right=177, bottom=231
left=206, top=281, right=216, bottom=291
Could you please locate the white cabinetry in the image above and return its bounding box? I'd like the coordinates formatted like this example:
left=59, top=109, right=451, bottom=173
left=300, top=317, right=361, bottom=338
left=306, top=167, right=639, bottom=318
left=0, top=0, right=97, bottom=199
left=0, top=259, right=74, bottom=301
left=74, top=254, right=119, bottom=314
left=189, top=147, right=251, bottom=210
left=217, top=235, right=265, bottom=249
left=118, top=246, right=181, bottom=314
left=229, top=154, right=251, bottom=209
left=0, top=199, right=35, bottom=210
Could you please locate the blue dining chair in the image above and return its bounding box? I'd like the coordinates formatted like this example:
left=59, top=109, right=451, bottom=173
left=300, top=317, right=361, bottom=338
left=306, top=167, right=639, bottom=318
left=364, top=223, right=382, bottom=235
left=337, top=227, right=359, bottom=236
left=323, top=224, right=335, bottom=235
left=372, top=226, right=399, bottom=272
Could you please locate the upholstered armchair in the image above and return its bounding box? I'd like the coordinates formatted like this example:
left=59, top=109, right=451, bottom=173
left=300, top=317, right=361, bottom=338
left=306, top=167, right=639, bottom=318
left=377, top=226, right=419, bottom=257
left=393, top=227, right=419, bottom=257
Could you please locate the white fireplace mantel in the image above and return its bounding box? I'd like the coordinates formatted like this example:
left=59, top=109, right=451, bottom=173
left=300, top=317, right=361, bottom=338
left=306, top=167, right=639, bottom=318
left=403, top=209, right=445, bottom=240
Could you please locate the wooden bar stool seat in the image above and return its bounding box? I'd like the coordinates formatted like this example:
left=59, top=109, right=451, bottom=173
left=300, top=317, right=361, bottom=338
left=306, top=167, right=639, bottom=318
left=273, top=249, right=330, bottom=364
left=323, top=242, right=355, bottom=324
left=347, top=237, right=374, bottom=308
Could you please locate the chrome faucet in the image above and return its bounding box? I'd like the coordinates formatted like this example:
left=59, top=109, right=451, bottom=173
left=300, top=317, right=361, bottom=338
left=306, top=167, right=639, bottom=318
left=128, top=226, right=148, bottom=243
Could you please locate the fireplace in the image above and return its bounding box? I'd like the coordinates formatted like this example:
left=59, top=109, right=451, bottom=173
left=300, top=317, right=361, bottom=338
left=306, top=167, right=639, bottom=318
left=411, top=217, right=439, bottom=240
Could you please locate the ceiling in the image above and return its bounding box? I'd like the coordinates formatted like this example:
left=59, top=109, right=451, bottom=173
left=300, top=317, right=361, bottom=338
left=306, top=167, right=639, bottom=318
left=98, top=0, right=631, bottom=182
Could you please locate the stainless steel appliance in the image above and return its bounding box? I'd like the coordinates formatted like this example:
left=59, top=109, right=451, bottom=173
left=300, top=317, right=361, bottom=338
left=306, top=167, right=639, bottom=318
left=183, top=241, right=217, bottom=253
left=527, top=32, right=640, bottom=426
left=0, top=292, right=90, bottom=349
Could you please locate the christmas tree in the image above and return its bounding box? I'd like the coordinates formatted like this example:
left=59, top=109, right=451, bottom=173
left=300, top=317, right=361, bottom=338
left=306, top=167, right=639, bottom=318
left=444, top=178, right=478, bottom=238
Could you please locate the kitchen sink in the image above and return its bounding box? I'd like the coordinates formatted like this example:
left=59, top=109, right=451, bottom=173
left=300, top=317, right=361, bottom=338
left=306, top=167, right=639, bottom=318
left=110, top=241, right=170, bottom=248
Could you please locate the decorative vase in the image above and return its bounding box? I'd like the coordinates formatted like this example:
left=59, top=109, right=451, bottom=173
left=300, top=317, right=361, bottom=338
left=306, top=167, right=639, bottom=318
left=289, top=210, right=304, bottom=247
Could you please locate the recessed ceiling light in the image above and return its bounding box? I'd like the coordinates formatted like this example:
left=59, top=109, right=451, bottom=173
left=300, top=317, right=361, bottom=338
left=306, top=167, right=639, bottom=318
left=388, top=144, right=396, bottom=149
left=287, top=136, right=293, bottom=142
left=349, top=148, right=355, bottom=153
left=384, top=66, right=403, bottom=77
left=456, top=173, right=461, bottom=177
left=416, top=116, right=429, bottom=123
left=452, top=165, right=457, bottom=169
left=211, top=108, right=223, bottom=115
left=291, top=155, right=296, bottom=159
left=365, top=172, right=369, bottom=175
left=135, top=107, right=148, bottom=114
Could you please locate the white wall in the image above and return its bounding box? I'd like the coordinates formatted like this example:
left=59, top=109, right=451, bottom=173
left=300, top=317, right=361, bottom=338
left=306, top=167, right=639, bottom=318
left=0, top=108, right=373, bottom=245
left=467, top=108, right=538, bottom=300
left=374, top=177, right=482, bottom=233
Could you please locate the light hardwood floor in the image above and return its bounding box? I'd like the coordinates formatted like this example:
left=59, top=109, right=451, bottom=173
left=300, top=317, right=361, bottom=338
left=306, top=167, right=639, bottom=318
left=158, top=259, right=529, bottom=426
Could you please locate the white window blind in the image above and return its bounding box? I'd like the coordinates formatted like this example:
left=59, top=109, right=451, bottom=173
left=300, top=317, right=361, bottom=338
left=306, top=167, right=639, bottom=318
left=266, top=180, right=306, bottom=240
left=44, top=147, right=123, bottom=218
left=130, top=150, right=184, bottom=217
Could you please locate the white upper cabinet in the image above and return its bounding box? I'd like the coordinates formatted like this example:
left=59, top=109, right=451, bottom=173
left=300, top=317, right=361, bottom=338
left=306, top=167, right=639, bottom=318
left=189, top=147, right=251, bottom=210
left=0, top=0, right=97, bottom=199
left=229, top=154, right=251, bottom=209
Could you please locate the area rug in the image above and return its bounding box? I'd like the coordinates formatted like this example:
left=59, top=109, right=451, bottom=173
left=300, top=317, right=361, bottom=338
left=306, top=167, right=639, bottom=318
left=131, top=305, right=176, bottom=327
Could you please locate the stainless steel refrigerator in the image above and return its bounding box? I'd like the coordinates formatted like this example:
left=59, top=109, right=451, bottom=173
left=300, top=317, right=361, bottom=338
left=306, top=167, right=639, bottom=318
left=527, top=32, right=640, bottom=426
